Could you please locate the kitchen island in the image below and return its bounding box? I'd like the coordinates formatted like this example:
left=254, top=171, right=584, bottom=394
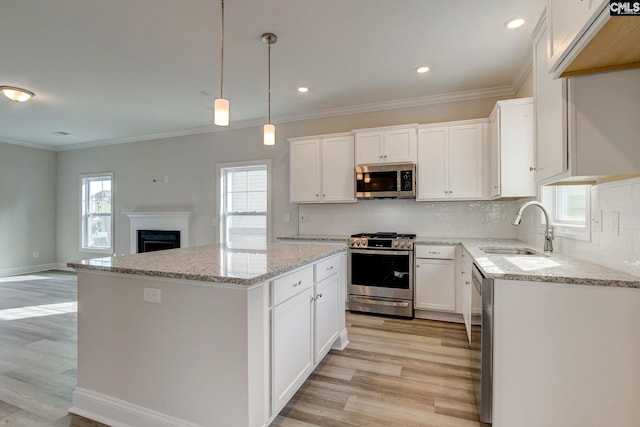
left=67, top=243, right=348, bottom=427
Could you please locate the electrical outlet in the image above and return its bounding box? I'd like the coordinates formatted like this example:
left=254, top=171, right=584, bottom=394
left=32, top=251, right=39, bottom=258
left=284, top=213, right=290, bottom=223
left=143, top=287, right=162, bottom=304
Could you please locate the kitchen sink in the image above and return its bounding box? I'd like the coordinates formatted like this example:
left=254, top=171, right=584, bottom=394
left=480, top=246, right=542, bottom=256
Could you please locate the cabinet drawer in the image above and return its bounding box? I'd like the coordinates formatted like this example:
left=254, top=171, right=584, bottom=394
left=315, top=254, right=341, bottom=283
left=415, top=245, right=456, bottom=259
left=272, top=265, right=313, bottom=306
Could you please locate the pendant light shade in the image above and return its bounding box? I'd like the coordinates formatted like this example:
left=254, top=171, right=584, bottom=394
left=263, top=123, right=275, bottom=146
left=214, top=0, right=229, bottom=126
left=214, top=98, right=229, bottom=126
left=1, top=86, right=35, bottom=102
left=262, top=32, right=277, bottom=146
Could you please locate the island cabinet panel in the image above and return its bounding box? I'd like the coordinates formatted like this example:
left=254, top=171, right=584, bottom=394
left=314, top=256, right=342, bottom=362
left=492, top=279, right=640, bottom=427
left=72, top=272, right=269, bottom=427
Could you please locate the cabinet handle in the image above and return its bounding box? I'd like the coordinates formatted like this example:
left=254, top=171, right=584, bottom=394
left=493, top=186, right=499, bottom=189
left=428, top=251, right=440, bottom=255
left=317, top=293, right=323, bottom=299
left=292, top=280, right=302, bottom=287
left=529, top=166, right=536, bottom=171
left=326, top=265, right=334, bottom=271
left=465, top=281, right=470, bottom=285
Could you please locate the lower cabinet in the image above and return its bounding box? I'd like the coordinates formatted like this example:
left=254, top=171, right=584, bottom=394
left=414, top=245, right=456, bottom=314
left=271, top=286, right=314, bottom=414
left=270, top=254, right=343, bottom=417
left=314, top=272, right=340, bottom=362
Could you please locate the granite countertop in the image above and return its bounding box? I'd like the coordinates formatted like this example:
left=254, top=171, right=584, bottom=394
left=67, top=243, right=346, bottom=286
left=279, top=234, right=640, bottom=288
left=277, top=234, right=349, bottom=242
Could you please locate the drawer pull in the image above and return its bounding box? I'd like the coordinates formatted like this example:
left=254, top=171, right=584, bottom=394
left=428, top=251, right=440, bottom=254
left=292, top=280, right=302, bottom=287
left=326, top=266, right=334, bottom=271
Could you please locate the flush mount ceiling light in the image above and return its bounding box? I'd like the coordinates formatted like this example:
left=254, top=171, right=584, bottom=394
left=505, top=17, right=525, bottom=29
left=415, top=66, right=430, bottom=74
left=297, top=86, right=309, bottom=93
left=262, top=32, right=277, bottom=146
left=213, top=0, right=229, bottom=126
left=0, top=86, right=35, bottom=102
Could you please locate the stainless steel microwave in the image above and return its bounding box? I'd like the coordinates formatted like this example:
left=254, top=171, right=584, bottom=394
left=355, top=163, right=416, bottom=199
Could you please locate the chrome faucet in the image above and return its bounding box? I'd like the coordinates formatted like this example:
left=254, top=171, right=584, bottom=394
left=512, top=201, right=554, bottom=253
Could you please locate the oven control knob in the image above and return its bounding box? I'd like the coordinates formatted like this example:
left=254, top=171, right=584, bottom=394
left=399, top=241, right=405, bottom=248
left=361, top=239, right=367, bottom=247
left=393, top=240, right=399, bottom=248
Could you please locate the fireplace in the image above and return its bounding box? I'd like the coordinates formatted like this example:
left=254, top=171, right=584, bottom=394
left=137, top=230, right=180, bottom=253
left=125, top=212, right=191, bottom=254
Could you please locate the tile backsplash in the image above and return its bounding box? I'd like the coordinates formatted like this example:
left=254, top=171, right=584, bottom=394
left=298, top=199, right=520, bottom=239
left=517, top=177, right=640, bottom=278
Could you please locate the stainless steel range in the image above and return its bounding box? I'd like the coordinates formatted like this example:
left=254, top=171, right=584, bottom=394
left=348, top=232, right=415, bottom=318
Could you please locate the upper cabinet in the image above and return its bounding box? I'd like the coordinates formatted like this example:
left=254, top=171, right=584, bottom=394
left=489, top=98, right=536, bottom=199
left=289, top=134, right=356, bottom=204
left=417, top=120, right=486, bottom=201
left=354, top=125, right=417, bottom=165
left=547, top=0, right=640, bottom=78
left=533, top=16, right=640, bottom=185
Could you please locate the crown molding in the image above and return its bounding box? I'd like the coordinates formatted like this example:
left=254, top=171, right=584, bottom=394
left=0, top=136, right=57, bottom=152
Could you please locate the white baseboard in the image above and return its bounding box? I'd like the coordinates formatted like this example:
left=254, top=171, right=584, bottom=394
left=332, top=328, right=350, bottom=351
left=70, top=388, right=202, bottom=427
left=0, top=262, right=65, bottom=277
left=413, top=310, right=464, bottom=323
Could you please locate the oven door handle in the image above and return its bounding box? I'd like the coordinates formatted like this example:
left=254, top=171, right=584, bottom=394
left=350, top=249, right=412, bottom=256
left=350, top=296, right=410, bottom=308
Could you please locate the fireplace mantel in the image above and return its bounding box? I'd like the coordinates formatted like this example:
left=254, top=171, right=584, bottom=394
left=124, top=212, right=191, bottom=254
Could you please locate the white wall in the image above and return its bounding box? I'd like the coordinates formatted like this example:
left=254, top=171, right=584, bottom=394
left=516, top=177, right=640, bottom=277
left=0, top=142, right=57, bottom=275
left=56, top=94, right=517, bottom=264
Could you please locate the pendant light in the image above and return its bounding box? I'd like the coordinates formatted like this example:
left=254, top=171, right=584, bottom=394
left=262, top=33, right=277, bottom=146
left=213, top=0, right=229, bottom=126
left=0, top=86, right=35, bottom=102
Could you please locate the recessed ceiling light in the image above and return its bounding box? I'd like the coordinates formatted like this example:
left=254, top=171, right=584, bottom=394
left=415, top=66, right=430, bottom=74
left=297, top=86, right=309, bottom=93
left=0, top=86, right=35, bottom=102
left=505, top=17, right=525, bottom=30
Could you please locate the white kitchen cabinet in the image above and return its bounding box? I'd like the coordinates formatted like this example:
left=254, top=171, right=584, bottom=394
left=414, top=245, right=456, bottom=313
left=489, top=98, right=536, bottom=199
left=417, top=120, right=486, bottom=200
left=313, top=254, right=341, bottom=363
left=354, top=125, right=417, bottom=165
left=546, top=0, right=640, bottom=78
left=492, top=279, right=640, bottom=426
left=271, top=267, right=314, bottom=414
left=271, top=254, right=346, bottom=417
left=289, top=134, right=355, bottom=203
left=460, top=249, right=473, bottom=343
left=533, top=18, right=640, bottom=185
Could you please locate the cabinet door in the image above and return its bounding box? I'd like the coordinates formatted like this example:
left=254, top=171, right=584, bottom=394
left=417, top=127, right=449, bottom=200
left=547, top=0, right=595, bottom=68
left=290, top=139, right=322, bottom=203
left=414, top=258, right=456, bottom=312
left=355, top=132, right=383, bottom=164
left=448, top=123, right=484, bottom=199
left=272, top=287, right=314, bottom=414
left=533, top=24, right=568, bottom=183
left=489, top=110, right=501, bottom=198
left=384, top=128, right=417, bottom=163
left=321, top=136, right=355, bottom=202
left=314, top=273, right=340, bottom=363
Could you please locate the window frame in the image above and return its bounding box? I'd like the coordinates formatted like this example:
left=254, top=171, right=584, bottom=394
left=216, top=160, right=271, bottom=248
left=540, top=184, right=591, bottom=242
left=79, top=172, right=114, bottom=254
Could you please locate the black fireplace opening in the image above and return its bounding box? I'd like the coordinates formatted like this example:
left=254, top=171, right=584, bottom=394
left=137, top=230, right=181, bottom=253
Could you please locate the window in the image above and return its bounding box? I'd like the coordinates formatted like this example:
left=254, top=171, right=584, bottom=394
left=218, top=162, right=270, bottom=249
left=80, top=173, right=114, bottom=253
left=541, top=184, right=591, bottom=241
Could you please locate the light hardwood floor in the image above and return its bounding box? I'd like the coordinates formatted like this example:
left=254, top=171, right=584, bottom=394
left=0, top=271, right=480, bottom=426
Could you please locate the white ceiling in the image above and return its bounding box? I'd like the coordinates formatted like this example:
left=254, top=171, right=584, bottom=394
left=0, top=0, right=545, bottom=151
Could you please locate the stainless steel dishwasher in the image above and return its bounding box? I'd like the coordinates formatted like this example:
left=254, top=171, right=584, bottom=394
left=471, top=263, right=493, bottom=425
